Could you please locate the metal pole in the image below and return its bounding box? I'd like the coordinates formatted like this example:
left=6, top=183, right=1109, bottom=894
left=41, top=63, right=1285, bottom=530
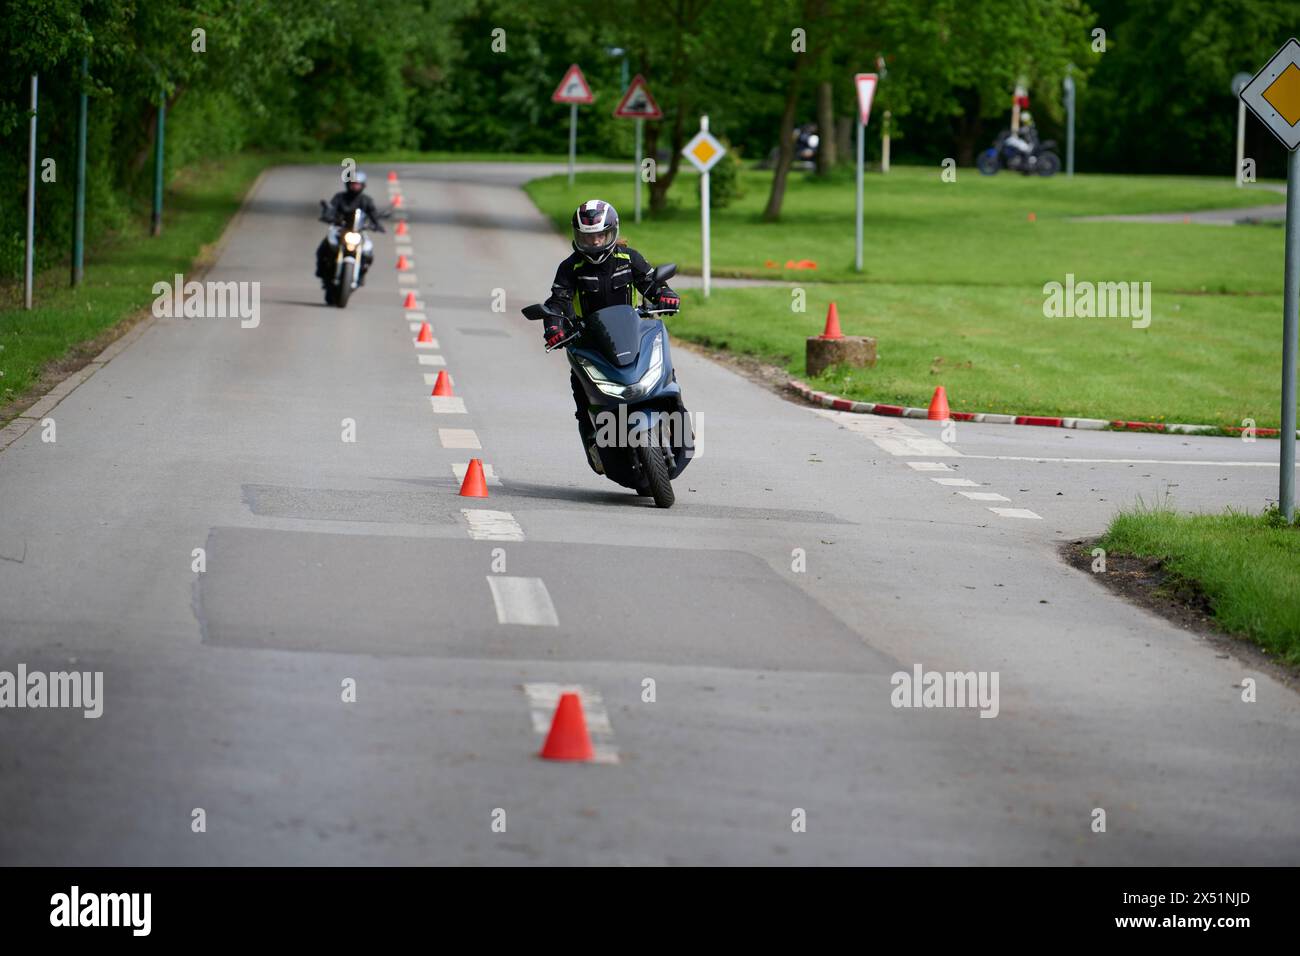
left=701, top=116, right=711, bottom=298
left=854, top=118, right=864, bottom=272
left=25, top=75, right=38, bottom=310
left=568, top=103, right=577, bottom=188
left=151, top=93, right=165, bottom=236
left=634, top=118, right=643, bottom=224
left=881, top=111, right=891, bottom=173
left=1280, top=147, right=1300, bottom=520
left=1236, top=100, right=1246, bottom=187
left=73, top=54, right=88, bottom=286
left=1065, top=77, right=1076, bottom=177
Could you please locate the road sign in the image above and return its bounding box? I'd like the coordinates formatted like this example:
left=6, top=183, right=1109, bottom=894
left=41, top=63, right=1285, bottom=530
left=613, top=75, right=662, bottom=119
left=682, top=128, right=726, bottom=174
left=1239, top=38, right=1300, bottom=150
left=551, top=64, right=593, bottom=104
left=854, top=73, right=878, bottom=126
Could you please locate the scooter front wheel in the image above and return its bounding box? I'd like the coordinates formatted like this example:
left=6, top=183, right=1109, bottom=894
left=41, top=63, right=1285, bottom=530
left=337, top=262, right=355, bottom=308
left=635, top=440, right=675, bottom=508
left=976, top=149, right=1000, bottom=176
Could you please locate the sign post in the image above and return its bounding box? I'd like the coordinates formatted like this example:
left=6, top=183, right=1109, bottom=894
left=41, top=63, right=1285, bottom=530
left=551, top=64, right=594, bottom=188
left=1239, top=38, right=1300, bottom=518
left=682, top=117, right=726, bottom=297
left=853, top=73, right=878, bottom=273
left=24, top=74, right=37, bottom=310
left=1063, top=71, right=1076, bottom=177
left=614, top=75, right=663, bottom=224
left=1231, top=72, right=1253, bottom=186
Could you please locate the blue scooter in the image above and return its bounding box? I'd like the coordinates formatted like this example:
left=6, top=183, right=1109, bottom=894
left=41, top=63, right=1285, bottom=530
left=522, top=264, right=694, bottom=508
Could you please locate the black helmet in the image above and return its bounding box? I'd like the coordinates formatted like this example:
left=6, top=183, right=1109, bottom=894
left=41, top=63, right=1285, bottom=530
left=572, top=199, right=619, bottom=264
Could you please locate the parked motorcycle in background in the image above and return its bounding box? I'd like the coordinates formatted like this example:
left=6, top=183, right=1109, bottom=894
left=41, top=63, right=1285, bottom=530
left=977, top=116, right=1061, bottom=177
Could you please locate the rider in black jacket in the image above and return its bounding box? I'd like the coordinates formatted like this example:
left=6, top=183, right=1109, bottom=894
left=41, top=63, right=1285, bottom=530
left=544, top=199, right=680, bottom=472
left=315, top=170, right=385, bottom=285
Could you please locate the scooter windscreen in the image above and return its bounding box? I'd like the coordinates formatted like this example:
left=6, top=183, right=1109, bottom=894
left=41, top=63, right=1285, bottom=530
left=583, top=305, right=644, bottom=367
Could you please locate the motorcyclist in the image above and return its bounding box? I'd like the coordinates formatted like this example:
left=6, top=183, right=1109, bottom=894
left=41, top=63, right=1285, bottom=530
left=543, top=199, right=680, bottom=473
left=315, top=170, right=384, bottom=287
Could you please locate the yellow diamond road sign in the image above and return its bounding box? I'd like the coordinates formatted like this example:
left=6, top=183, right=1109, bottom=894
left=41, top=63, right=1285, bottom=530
left=1241, top=38, right=1300, bottom=151
left=683, top=130, right=726, bottom=173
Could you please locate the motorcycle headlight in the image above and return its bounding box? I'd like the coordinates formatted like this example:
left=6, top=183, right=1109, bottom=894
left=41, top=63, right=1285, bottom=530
left=344, top=231, right=362, bottom=248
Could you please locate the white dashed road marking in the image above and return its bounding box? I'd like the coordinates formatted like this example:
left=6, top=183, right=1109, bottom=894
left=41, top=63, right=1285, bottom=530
left=988, top=507, right=1043, bottom=520
left=487, top=576, right=559, bottom=626
left=960, top=454, right=1292, bottom=468
left=932, top=477, right=980, bottom=487
left=418, top=354, right=447, bottom=366
left=814, top=409, right=962, bottom=457
left=414, top=337, right=441, bottom=349
left=462, top=509, right=524, bottom=540
left=405, top=310, right=427, bottom=322
left=959, top=491, right=1011, bottom=502
left=430, top=396, right=467, bottom=414
left=908, top=461, right=952, bottom=472
left=439, top=428, right=480, bottom=449
left=522, top=683, right=619, bottom=764
left=399, top=273, right=418, bottom=285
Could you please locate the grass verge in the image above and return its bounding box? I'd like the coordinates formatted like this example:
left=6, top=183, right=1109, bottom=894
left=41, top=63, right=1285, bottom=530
left=526, top=166, right=1290, bottom=428
left=1098, top=506, right=1300, bottom=666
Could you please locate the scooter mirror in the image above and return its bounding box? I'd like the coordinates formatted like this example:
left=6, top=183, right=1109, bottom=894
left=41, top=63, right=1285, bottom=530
left=654, top=263, right=677, bottom=284
left=521, top=304, right=550, bottom=322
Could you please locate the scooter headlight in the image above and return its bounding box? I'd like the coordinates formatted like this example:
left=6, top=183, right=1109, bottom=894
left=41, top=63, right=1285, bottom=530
left=580, top=335, right=664, bottom=399
left=343, top=231, right=362, bottom=249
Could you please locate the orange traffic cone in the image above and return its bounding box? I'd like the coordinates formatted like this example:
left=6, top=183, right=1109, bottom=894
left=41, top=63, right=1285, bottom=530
left=539, top=692, right=594, bottom=761
left=458, top=458, right=489, bottom=498
left=431, top=369, right=453, bottom=396
left=396, top=254, right=410, bottom=270
left=403, top=292, right=418, bottom=309
left=1027, top=211, right=1037, bottom=223
left=393, top=194, right=403, bottom=208
left=928, top=385, right=951, bottom=421
left=417, top=322, right=434, bottom=343
left=395, top=220, right=408, bottom=236
left=387, top=170, right=398, bottom=182
left=821, top=302, right=844, bottom=340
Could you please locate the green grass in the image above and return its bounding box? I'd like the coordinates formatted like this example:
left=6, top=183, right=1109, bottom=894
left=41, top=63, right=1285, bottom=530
left=0, top=153, right=271, bottom=416
left=1100, top=507, right=1300, bottom=665
left=526, top=166, right=1292, bottom=427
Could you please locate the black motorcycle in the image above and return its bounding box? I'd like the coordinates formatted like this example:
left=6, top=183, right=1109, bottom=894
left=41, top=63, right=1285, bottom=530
left=977, top=129, right=1061, bottom=177
left=317, top=203, right=387, bottom=308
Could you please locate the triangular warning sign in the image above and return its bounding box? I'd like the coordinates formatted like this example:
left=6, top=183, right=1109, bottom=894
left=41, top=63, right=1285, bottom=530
left=614, top=74, right=663, bottom=119
left=552, top=64, right=594, bottom=104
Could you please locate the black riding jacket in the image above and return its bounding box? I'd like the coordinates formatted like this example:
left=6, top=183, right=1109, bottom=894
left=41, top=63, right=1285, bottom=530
left=324, top=190, right=385, bottom=231
left=545, top=245, right=675, bottom=322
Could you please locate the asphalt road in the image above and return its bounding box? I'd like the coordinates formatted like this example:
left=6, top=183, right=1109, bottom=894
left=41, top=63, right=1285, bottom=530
left=0, top=162, right=1296, bottom=865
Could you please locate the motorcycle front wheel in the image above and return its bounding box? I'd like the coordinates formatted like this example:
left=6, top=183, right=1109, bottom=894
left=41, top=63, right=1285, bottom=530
left=976, top=149, right=1000, bottom=176
left=337, top=261, right=355, bottom=308
left=635, top=437, right=675, bottom=509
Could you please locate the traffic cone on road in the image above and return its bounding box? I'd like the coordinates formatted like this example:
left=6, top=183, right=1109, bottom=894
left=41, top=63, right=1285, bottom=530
left=928, top=385, right=951, bottom=421
left=431, top=369, right=453, bottom=395
left=821, top=302, right=844, bottom=340
left=459, top=458, right=489, bottom=498
left=540, top=692, right=594, bottom=761
left=396, top=254, right=410, bottom=270
left=403, top=292, right=418, bottom=309
left=393, top=194, right=403, bottom=208
left=417, top=322, right=434, bottom=343
left=387, top=170, right=398, bottom=182
left=395, top=220, right=408, bottom=236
